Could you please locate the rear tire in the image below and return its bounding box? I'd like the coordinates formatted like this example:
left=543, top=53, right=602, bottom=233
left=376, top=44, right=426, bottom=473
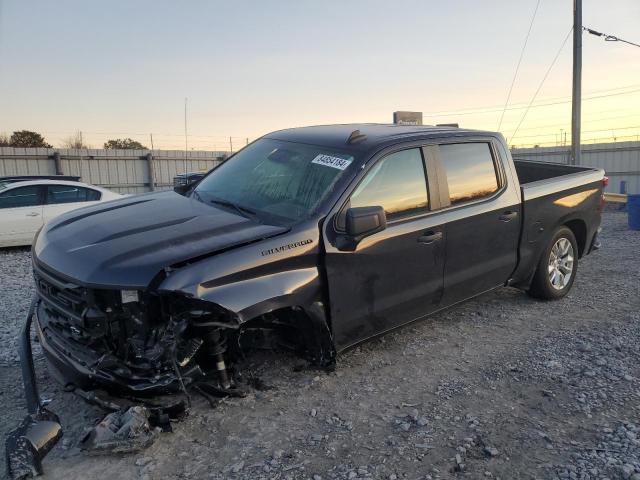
left=528, top=226, right=578, bottom=300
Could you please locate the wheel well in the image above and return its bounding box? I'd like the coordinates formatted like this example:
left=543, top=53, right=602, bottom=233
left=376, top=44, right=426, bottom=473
left=564, top=219, right=587, bottom=257
left=234, top=305, right=335, bottom=367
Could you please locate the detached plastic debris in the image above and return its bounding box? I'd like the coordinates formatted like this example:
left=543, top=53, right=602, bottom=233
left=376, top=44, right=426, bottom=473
left=5, top=411, right=63, bottom=479
left=81, top=406, right=159, bottom=455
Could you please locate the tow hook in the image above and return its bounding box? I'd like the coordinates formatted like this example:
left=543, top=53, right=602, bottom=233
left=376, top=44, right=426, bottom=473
left=5, top=297, right=63, bottom=479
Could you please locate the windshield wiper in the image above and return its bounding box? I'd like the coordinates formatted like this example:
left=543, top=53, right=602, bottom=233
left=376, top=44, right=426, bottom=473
left=210, top=198, right=261, bottom=222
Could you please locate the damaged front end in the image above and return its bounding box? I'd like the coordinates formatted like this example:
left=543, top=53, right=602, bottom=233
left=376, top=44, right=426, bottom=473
left=31, top=263, right=246, bottom=398
left=7, top=260, right=335, bottom=478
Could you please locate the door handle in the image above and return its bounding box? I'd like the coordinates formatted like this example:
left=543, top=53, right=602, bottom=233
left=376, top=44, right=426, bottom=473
left=26, top=212, right=40, bottom=217
left=418, top=231, right=443, bottom=244
left=499, top=211, right=518, bottom=222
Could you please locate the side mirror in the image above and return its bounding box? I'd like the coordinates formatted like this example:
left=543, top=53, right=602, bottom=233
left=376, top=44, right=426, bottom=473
left=337, top=206, right=386, bottom=251
left=173, top=183, right=191, bottom=195
left=346, top=206, right=387, bottom=237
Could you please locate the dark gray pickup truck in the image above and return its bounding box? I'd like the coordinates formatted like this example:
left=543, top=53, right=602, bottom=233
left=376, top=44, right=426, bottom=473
left=9, top=125, right=605, bottom=477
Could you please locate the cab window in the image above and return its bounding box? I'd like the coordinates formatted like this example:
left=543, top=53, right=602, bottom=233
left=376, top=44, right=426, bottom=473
left=46, top=185, right=101, bottom=204
left=0, top=185, right=42, bottom=209
left=339, top=148, right=428, bottom=229
left=439, top=143, right=499, bottom=205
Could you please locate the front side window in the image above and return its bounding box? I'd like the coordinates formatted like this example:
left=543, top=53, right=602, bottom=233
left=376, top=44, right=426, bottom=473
left=46, top=185, right=101, bottom=204
left=0, top=185, right=42, bottom=209
left=194, top=138, right=357, bottom=224
left=347, top=148, right=429, bottom=222
left=439, top=143, right=499, bottom=205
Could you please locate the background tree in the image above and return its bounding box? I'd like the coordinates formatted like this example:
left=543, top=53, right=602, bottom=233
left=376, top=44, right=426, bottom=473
left=61, top=131, right=90, bottom=149
left=9, top=130, right=52, bottom=148
left=0, top=133, right=9, bottom=147
left=103, top=138, right=148, bottom=150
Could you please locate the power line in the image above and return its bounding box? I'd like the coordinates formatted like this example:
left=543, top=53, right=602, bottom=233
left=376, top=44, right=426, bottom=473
left=427, top=83, right=640, bottom=116
left=497, top=0, right=541, bottom=131
left=424, top=85, right=640, bottom=118
left=509, top=27, right=573, bottom=142
left=505, top=124, right=640, bottom=140
left=584, top=27, right=640, bottom=49
left=502, top=112, right=640, bottom=132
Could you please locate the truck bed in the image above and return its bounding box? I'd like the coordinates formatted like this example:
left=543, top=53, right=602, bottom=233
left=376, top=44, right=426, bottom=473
left=509, top=159, right=605, bottom=290
left=514, top=160, right=604, bottom=201
left=514, top=160, right=600, bottom=184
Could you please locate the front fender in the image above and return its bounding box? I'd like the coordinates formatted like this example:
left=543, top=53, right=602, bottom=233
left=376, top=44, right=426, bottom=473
left=193, top=267, right=321, bottom=322
left=157, top=221, right=324, bottom=323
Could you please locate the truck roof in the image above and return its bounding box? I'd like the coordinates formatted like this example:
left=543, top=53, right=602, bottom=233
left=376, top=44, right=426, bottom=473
left=265, top=124, right=500, bottom=153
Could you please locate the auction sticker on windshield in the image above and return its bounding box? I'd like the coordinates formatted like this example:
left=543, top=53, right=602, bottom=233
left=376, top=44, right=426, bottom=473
left=311, top=154, right=353, bottom=170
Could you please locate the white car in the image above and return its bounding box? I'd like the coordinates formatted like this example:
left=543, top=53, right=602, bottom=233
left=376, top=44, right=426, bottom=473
left=0, top=179, right=121, bottom=247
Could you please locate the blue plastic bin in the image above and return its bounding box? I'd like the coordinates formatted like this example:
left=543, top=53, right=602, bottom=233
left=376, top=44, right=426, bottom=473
left=629, top=194, right=640, bottom=231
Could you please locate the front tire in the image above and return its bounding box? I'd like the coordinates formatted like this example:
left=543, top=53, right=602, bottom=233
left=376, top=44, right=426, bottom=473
left=528, top=226, right=578, bottom=300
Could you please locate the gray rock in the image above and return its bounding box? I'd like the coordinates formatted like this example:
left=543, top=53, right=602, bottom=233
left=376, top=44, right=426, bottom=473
left=135, top=457, right=153, bottom=467
left=484, top=447, right=500, bottom=457
left=622, top=463, right=635, bottom=479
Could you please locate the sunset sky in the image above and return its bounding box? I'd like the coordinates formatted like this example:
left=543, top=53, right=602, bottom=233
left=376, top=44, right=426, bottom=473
left=1, top=0, right=639, bottom=150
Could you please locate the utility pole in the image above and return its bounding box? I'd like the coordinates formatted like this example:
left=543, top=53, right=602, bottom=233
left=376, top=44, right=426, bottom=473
left=184, top=98, right=188, bottom=174
left=571, top=0, right=582, bottom=165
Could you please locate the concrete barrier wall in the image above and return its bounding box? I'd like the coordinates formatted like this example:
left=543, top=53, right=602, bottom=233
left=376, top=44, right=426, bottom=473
left=512, top=141, right=640, bottom=195
left=0, top=147, right=228, bottom=194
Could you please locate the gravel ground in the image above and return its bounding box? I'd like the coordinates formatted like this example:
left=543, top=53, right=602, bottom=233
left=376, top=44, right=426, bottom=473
left=1, top=212, right=639, bottom=480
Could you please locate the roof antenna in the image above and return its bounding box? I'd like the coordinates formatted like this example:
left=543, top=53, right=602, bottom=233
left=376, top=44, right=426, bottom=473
left=347, top=129, right=367, bottom=145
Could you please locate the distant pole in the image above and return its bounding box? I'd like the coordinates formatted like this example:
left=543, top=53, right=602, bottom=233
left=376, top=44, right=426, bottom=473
left=229, top=136, right=233, bottom=154
left=75, top=130, right=84, bottom=178
left=184, top=98, right=188, bottom=174
left=150, top=133, right=154, bottom=150
left=146, top=152, right=156, bottom=191
left=53, top=152, right=63, bottom=175
left=246, top=137, right=249, bottom=146
left=571, top=0, right=582, bottom=165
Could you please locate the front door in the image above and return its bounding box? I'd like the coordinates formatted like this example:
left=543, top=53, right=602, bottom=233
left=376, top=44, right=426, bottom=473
left=323, top=147, right=446, bottom=351
left=0, top=185, right=44, bottom=246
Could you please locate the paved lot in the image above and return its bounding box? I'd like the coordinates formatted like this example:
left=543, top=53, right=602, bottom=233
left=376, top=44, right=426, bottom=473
left=1, top=212, right=639, bottom=480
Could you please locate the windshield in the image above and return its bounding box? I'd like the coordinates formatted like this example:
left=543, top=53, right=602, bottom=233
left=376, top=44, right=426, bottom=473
left=194, top=138, right=356, bottom=224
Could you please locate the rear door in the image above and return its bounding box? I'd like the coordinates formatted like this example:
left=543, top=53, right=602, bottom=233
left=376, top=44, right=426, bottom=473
left=434, top=140, right=522, bottom=305
left=43, top=184, right=102, bottom=223
left=0, top=185, right=44, bottom=246
left=323, top=146, right=446, bottom=351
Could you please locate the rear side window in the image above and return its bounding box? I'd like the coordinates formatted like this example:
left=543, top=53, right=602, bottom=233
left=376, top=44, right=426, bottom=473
left=46, top=185, right=101, bottom=204
left=439, top=143, right=499, bottom=205
left=348, top=148, right=428, bottom=221
left=0, top=186, right=42, bottom=209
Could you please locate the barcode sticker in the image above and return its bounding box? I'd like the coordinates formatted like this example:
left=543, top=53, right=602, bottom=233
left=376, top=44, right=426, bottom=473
left=311, top=154, right=353, bottom=170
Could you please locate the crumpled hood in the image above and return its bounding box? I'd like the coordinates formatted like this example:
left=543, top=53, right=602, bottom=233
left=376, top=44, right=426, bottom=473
left=34, top=191, right=289, bottom=288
